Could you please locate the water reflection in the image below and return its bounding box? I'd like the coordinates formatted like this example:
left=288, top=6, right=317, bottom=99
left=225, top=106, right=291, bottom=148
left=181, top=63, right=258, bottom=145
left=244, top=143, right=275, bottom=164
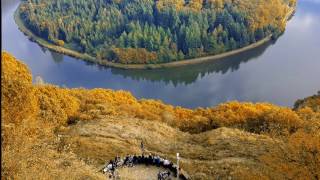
left=1, top=0, right=17, bottom=16
left=110, top=42, right=273, bottom=86
left=2, top=0, right=320, bottom=108
left=50, top=51, right=64, bottom=64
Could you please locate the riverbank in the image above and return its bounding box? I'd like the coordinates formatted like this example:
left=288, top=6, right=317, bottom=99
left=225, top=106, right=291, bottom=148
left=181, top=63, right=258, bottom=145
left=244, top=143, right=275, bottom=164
left=14, top=5, right=294, bottom=70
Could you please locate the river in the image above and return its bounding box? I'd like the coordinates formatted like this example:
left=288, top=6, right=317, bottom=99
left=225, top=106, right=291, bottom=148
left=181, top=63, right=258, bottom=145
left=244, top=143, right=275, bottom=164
left=2, top=0, right=320, bottom=108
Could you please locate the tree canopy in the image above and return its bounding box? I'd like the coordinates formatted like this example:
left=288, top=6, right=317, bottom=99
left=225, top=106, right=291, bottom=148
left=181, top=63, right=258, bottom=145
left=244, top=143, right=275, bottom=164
left=19, top=0, right=296, bottom=64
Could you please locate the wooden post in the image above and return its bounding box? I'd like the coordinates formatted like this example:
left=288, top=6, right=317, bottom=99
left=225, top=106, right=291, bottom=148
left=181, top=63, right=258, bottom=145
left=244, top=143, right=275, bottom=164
left=140, top=140, right=145, bottom=155
left=177, top=153, right=180, bottom=180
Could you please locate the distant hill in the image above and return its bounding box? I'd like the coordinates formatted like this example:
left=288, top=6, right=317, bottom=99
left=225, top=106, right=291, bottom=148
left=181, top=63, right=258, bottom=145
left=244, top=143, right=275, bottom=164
left=294, top=91, right=320, bottom=112
left=18, top=0, right=296, bottom=64
left=2, top=52, right=319, bottom=179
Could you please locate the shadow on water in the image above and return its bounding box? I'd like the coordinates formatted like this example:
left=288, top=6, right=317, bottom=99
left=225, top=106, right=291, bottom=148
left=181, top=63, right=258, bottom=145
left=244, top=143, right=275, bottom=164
left=4, top=0, right=276, bottom=86
left=3, top=0, right=319, bottom=108
left=45, top=39, right=274, bottom=86
left=49, top=51, right=64, bottom=64
left=108, top=41, right=275, bottom=86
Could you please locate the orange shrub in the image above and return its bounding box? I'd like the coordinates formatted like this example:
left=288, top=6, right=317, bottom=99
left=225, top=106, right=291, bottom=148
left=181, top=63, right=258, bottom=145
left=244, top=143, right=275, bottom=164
left=1, top=52, right=38, bottom=124
left=35, top=85, right=80, bottom=126
left=1, top=51, right=311, bottom=138
left=288, top=130, right=320, bottom=179
left=112, top=48, right=157, bottom=64
left=195, top=102, right=273, bottom=126
left=294, top=92, right=320, bottom=112
left=190, top=102, right=304, bottom=136
left=257, top=108, right=303, bottom=136
left=54, top=39, right=65, bottom=46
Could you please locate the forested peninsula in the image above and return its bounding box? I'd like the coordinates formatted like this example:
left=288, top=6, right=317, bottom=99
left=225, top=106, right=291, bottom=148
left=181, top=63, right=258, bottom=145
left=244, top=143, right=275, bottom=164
left=17, top=0, right=296, bottom=68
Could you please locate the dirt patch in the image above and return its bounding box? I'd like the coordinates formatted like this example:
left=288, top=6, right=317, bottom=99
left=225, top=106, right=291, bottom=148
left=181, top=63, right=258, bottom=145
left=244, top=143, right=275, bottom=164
left=111, top=165, right=175, bottom=180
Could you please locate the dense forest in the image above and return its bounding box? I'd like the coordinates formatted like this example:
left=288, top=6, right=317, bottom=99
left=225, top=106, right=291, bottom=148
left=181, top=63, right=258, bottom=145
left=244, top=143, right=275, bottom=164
left=19, top=0, right=296, bottom=64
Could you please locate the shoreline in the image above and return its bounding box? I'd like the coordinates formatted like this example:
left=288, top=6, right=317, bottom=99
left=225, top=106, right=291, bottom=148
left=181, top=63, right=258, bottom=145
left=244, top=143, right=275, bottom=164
left=14, top=5, right=294, bottom=70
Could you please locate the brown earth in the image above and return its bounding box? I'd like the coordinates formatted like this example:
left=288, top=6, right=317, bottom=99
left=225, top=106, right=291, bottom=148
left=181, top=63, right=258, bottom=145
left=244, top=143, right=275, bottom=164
left=2, top=52, right=319, bottom=180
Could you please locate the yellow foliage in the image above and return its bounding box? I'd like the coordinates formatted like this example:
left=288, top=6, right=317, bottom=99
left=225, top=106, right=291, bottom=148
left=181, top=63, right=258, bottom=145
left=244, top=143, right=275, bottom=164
left=35, top=85, right=80, bottom=126
left=205, top=0, right=224, bottom=9
left=288, top=0, right=297, bottom=7
left=297, top=108, right=320, bottom=123
left=294, top=92, right=320, bottom=112
left=234, top=0, right=291, bottom=31
left=188, top=102, right=304, bottom=136
left=204, top=0, right=295, bottom=31
left=54, top=39, right=65, bottom=46
left=200, top=102, right=273, bottom=126
left=1, top=52, right=312, bottom=136
left=188, top=0, right=203, bottom=11
left=2, top=52, right=319, bottom=179
left=260, top=108, right=303, bottom=136
left=70, top=88, right=133, bottom=120
left=288, top=130, right=320, bottom=178
left=1, top=52, right=38, bottom=124
left=112, top=48, right=158, bottom=64
left=156, top=0, right=185, bottom=11
left=259, top=127, right=320, bottom=179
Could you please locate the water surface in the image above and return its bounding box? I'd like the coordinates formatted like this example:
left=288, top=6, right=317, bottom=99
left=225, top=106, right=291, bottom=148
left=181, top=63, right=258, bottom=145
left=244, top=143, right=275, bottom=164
left=2, top=0, right=320, bottom=108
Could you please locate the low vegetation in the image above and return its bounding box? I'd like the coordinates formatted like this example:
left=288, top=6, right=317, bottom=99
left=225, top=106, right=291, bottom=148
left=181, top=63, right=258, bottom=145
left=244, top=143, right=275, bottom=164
left=18, top=0, right=296, bottom=64
left=2, top=52, right=319, bottom=179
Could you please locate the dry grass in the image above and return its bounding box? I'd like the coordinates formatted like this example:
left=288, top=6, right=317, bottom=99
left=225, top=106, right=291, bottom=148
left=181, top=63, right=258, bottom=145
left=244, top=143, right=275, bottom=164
left=2, top=52, right=319, bottom=179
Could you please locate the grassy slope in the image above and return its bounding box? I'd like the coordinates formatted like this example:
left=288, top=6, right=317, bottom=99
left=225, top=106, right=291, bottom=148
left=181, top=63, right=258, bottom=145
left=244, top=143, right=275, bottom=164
left=65, top=117, right=286, bottom=179
left=2, top=52, right=319, bottom=179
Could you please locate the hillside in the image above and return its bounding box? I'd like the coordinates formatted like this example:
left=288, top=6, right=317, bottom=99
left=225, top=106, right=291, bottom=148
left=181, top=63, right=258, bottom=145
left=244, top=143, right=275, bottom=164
left=2, top=52, right=319, bottom=179
left=18, top=0, right=296, bottom=65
